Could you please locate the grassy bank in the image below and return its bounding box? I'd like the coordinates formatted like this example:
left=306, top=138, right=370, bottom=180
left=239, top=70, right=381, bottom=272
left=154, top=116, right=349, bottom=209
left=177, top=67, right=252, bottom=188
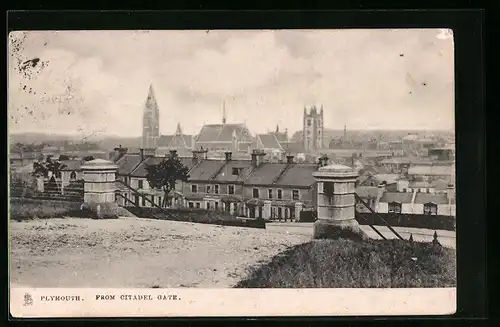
left=9, top=198, right=84, bottom=221
left=235, top=238, right=456, bottom=288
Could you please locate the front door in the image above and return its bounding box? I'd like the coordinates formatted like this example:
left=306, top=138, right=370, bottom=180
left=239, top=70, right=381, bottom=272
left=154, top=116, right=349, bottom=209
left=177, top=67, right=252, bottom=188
left=258, top=206, right=263, bottom=219
left=278, top=207, right=282, bottom=220
left=249, top=207, right=256, bottom=218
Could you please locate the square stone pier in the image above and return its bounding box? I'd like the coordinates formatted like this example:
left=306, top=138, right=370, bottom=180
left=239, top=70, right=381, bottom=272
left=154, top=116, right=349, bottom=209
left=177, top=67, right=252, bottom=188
left=312, top=164, right=368, bottom=241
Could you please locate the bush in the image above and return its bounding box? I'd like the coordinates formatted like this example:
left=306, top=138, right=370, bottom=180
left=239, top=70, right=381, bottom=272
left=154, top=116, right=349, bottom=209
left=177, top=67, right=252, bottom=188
left=235, top=238, right=456, bottom=288
left=9, top=198, right=85, bottom=221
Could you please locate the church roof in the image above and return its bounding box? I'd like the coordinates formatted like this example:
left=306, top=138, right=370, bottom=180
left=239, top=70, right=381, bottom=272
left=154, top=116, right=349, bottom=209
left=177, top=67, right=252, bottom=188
left=196, top=123, right=252, bottom=143
left=256, top=134, right=282, bottom=149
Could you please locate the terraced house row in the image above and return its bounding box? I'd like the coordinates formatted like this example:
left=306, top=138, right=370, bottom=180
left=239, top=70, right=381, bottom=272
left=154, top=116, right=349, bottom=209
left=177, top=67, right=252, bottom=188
left=113, top=148, right=323, bottom=220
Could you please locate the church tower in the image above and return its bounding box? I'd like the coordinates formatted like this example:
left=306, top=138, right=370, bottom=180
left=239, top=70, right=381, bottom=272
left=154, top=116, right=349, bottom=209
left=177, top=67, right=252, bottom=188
left=303, top=105, right=324, bottom=152
left=142, top=84, right=160, bottom=149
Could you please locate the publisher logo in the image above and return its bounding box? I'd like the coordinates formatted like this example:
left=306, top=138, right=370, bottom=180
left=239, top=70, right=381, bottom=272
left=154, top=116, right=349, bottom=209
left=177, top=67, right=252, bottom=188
left=23, top=293, right=33, bottom=306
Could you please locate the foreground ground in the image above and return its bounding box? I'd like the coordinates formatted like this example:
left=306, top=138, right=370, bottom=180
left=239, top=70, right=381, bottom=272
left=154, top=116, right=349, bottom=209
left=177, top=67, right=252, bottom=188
left=10, top=217, right=310, bottom=288
left=236, top=238, right=456, bottom=288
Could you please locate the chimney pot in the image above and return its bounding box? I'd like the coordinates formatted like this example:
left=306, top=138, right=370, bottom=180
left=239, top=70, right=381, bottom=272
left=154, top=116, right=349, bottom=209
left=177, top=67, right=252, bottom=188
left=225, top=151, right=232, bottom=161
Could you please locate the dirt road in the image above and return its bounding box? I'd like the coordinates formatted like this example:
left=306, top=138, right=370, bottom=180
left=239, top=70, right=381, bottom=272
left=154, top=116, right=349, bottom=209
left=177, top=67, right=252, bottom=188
left=10, top=218, right=310, bottom=288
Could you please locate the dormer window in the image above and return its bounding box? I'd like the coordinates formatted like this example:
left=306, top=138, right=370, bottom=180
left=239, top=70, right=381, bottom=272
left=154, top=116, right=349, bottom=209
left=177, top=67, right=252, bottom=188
left=423, top=202, right=438, bottom=215
left=232, top=167, right=241, bottom=176
left=388, top=201, right=402, bottom=214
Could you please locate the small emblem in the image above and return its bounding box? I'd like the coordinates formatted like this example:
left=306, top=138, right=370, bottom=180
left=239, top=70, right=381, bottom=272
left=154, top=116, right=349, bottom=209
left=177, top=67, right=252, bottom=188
left=23, top=293, right=33, bottom=306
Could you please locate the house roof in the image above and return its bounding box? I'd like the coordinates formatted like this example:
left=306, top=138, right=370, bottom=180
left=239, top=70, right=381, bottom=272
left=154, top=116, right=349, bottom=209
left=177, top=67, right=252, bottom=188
left=373, top=173, right=401, bottom=184
left=379, top=192, right=414, bottom=204
left=274, top=163, right=317, bottom=187
left=116, top=154, right=144, bottom=176
left=130, top=157, right=165, bottom=177
left=432, top=179, right=451, bottom=190
left=379, top=157, right=412, bottom=165
left=408, top=165, right=454, bottom=176
left=414, top=193, right=449, bottom=205
left=410, top=181, right=432, bottom=188
left=245, top=163, right=288, bottom=185
left=355, top=186, right=380, bottom=199
left=213, top=160, right=254, bottom=182
left=188, top=159, right=226, bottom=181
left=257, top=134, right=282, bottom=149
left=196, top=123, right=252, bottom=143
left=402, top=134, right=419, bottom=141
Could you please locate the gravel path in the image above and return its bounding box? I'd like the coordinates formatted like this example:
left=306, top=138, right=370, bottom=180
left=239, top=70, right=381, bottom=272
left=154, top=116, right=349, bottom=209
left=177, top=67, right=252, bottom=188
left=10, top=218, right=310, bottom=288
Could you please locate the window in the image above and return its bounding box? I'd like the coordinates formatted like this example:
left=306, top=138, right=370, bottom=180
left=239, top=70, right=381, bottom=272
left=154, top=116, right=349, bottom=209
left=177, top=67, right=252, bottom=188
left=277, top=189, right=283, bottom=199
left=214, top=184, right=219, bottom=194
left=388, top=202, right=402, bottom=214
left=228, top=185, right=235, bottom=195
left=191, top=184, right=198, bottom=193
left=70, top=171, right=77, bottom=179
left=196, top=202, right=201, bottom=208
left=307, top=119, right=312, bottom=126
left=268, top=189, right=273, bottom=199
left=151, top=195, right=155, bottom=205
left=215, top=202, right=219, bottom=210
left=142, top=196, right=146, bottom=207
left=138, top=180, right=144, bottom=189
left=253, top=188, right=260, bottom=198
left=403, top=188, right=407, bottom=192
left=292, top=190, right=300, bottom=200
left=158, top=197, right=163, bottom=206
left=206, top=185, right=211, bottom=193
left=232, top=168, right=240, bottom=176
left=189, top=202, right=194, bottom=208
left=423, top=203, right=438, bottom=215
left=206, top=202, right=210, bottom=210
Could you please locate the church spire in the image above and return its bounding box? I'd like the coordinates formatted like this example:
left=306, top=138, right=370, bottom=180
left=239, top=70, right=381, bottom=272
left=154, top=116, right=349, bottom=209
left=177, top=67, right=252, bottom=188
left=276, top=124, right=279, bottom=133
left=222, top=100, right=227, bottom=124
left=175, top=122, right=183, bottom=135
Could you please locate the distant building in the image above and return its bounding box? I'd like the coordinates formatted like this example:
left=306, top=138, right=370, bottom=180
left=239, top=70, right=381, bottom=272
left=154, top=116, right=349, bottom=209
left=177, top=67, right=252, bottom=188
left=303, top=105, right=324, bottom=152
left=156, top=123, right=195, bottom=157
left=142, top=85, right=160, bottom=149
left=194, top=101, right=253, bottom=153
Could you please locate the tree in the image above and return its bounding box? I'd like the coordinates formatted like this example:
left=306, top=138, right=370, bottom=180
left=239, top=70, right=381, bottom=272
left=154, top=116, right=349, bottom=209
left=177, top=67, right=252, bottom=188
left=145, top=153, right=189, bottom=208
left=32, top=155, right=67, bottom=178
left=59, top=154, right=70, bottom=161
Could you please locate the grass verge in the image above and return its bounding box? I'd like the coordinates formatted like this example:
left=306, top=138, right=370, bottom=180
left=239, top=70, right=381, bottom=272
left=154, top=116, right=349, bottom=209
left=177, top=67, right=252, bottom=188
left=235, top=238, right=456, bottom=288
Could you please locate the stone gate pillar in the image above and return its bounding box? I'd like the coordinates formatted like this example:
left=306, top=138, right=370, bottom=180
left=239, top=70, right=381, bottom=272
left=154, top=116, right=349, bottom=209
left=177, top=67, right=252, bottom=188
left=263, top=200, right=271, bottom=219
left=294, top=202, right=303, bottom=222
left=81, top=158, right=120, bottom=219
left=312, top=164, right=367, bottom=240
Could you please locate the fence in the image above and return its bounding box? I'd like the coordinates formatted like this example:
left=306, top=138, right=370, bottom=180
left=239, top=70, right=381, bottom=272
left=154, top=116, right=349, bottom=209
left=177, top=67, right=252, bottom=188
left=10, top=177, right=84, bottom=202
left=355, top=212, right=456, bottom=231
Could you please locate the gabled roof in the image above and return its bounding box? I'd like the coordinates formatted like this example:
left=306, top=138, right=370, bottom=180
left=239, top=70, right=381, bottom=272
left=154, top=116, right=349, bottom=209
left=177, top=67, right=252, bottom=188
left=213, top=160, right=254, bottom=182
left=196, top=123, right=252, bottom=143
left=272, top=132, right=289, bottom=144
left=355, top=186, right=380, bottom=199
left=188, top=159, right=226, bottom=181
left=130, top=157, right=165, bottom=177
left=256, top=134, right=282, bottom=150
left=116, top=154, right=144, bottom=176
left=408, top=165, right=454, bottom=176
left=274, top=163, right=317, bottom=187
left=379, top=192, right=414, bottom=204
left=373, top=174, right=401, bottom=184
left=414, top=193, right=449, bottom=205
left=245, top=163, right=288, bottom=185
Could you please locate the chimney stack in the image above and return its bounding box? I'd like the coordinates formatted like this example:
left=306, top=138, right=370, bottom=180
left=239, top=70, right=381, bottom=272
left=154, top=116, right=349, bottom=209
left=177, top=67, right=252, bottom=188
left=286, top=155, right=294, bottom=164
left=251, top=149, right=265, bottom=168
left=225, top=151, right=232, bottom=161
left=140, top=148, right=144, bottom=161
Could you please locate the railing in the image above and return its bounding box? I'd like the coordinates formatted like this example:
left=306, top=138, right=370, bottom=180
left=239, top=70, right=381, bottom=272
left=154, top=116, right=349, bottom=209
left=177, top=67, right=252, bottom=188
left=354, top=193, right=404, bottom=241
left=114, top=179, right=178, bottom=219
left=10, top=180, right=84, bottom=202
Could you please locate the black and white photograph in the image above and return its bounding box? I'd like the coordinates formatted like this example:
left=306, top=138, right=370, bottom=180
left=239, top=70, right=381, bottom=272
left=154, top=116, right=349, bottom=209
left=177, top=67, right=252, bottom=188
left=8, top=28, right=456, bottom=317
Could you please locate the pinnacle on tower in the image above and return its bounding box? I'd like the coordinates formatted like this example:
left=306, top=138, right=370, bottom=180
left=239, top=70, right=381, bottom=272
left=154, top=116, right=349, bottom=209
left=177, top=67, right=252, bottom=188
left=276, top=125, right=279, bottom=133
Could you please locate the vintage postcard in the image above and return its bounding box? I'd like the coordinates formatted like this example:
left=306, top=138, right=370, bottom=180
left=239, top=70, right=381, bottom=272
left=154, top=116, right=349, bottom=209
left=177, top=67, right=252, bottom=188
left=8, top=29, right=456, bottom=318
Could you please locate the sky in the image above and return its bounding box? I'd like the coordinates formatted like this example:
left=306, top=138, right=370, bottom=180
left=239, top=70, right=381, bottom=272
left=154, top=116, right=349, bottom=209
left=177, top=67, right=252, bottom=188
left=8, top=29, right=455, bottom=138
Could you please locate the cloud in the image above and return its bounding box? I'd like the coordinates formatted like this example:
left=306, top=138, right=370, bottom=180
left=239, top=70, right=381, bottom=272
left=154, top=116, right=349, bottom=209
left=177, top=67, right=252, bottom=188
left=8, top=29, right=455, bottom=137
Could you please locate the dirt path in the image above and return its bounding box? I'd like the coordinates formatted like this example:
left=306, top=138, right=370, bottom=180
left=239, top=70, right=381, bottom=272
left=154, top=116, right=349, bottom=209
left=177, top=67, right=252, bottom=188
left=10, top=218, right=310, bottom=288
